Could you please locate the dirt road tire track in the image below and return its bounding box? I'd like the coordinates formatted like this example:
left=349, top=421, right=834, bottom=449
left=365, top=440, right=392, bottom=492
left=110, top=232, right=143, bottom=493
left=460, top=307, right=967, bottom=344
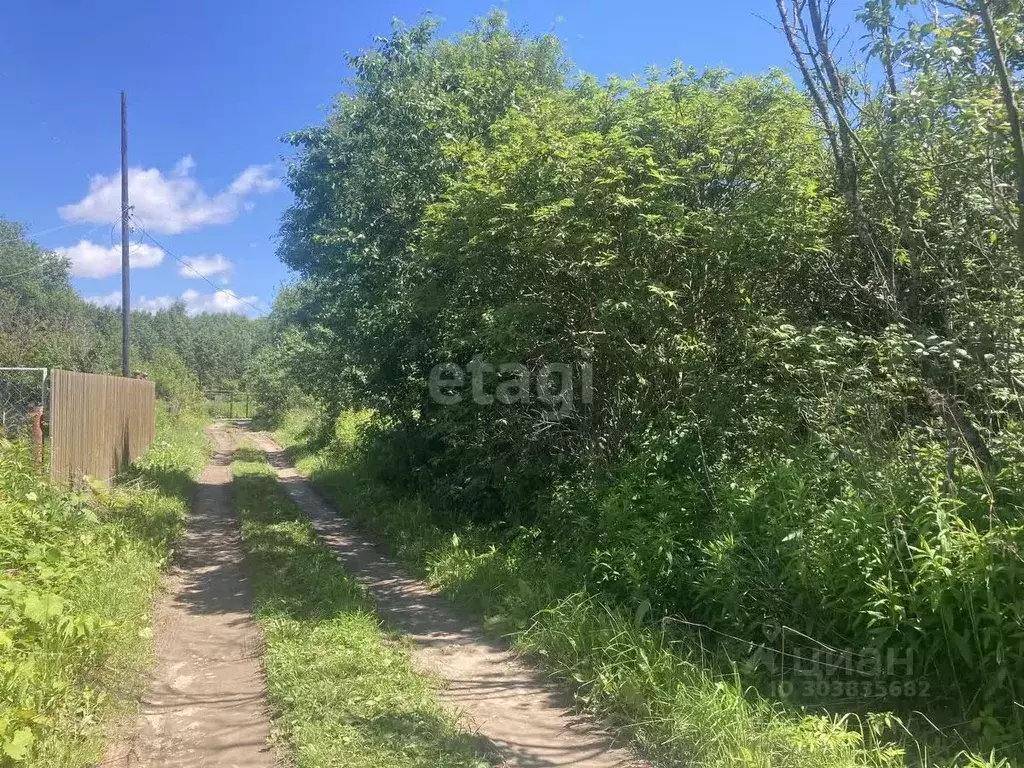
left=246, top=426, right=644, bottom=768
left=103, top=425, right=278, bottom=768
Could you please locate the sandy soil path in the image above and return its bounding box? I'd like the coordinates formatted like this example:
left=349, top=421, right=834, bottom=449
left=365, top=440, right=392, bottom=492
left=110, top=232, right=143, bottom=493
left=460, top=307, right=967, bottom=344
left=247, top=427, right=644, bottom=768
left=104, top=426, right=277, bottom=768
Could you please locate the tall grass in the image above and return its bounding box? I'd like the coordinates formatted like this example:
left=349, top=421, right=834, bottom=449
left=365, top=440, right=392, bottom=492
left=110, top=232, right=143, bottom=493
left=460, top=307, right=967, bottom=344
left=272, top=409, right=1015, bottom=768
left=0, top=406, right=207, bottom=766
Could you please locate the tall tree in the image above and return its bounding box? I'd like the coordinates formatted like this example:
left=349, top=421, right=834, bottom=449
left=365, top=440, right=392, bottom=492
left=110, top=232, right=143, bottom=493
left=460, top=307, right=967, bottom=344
left=278, top=13, right=567, bottom=416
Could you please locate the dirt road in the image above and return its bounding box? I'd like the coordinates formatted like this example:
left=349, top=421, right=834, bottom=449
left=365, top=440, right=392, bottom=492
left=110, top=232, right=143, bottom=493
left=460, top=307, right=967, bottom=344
left=105, top=422, right=641, bottom=767
left=247, top=428, right=642, bottom=768
left=104, top=426, right=277, bottom=768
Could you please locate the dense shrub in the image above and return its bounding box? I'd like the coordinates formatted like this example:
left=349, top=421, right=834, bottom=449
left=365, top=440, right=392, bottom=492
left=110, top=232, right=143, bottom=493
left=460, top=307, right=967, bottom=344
left=268, top=6, right=1024, bottom=763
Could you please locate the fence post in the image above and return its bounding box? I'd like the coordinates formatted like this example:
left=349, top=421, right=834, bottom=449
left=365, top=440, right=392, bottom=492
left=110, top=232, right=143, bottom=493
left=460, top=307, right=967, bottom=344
left=30, top=407, right=43, bottom=475
left=0, top=368, right=49, bottom=468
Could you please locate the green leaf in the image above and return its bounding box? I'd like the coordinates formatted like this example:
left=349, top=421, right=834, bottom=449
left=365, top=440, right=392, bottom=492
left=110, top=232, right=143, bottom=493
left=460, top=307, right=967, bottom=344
left=3, top=727, right=34, bottom=761
left=22, top=592, right=64, bottom=625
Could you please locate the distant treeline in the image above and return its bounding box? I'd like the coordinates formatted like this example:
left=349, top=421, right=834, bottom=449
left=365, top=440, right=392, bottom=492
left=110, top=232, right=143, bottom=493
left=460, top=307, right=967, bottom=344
left=0, top=219, right=266, bottom=396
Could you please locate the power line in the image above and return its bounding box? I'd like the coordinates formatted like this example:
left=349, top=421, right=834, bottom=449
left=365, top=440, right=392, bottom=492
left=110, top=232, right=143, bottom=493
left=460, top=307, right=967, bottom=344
left=0, top=220, right=86, bottom=248
left=0, top=237, right=149, bottom=282
left=127, top=213, right=266, bottom=317
left=0, top=221, right=114, bottom=281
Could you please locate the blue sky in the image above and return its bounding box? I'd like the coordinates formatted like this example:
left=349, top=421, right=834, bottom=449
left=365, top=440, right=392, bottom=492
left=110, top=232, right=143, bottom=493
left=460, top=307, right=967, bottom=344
left=0, top=0, right=851, bottom=317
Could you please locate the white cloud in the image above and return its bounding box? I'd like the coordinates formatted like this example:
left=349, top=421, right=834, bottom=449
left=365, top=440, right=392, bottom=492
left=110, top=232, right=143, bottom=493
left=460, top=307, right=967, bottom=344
left=173, top=155, right=196, bottom=176
left=180, top=288, right=258, bottom=315
left=228, top=165, right=279, bottom=195
left=178, top=254, right=232, bottom=279
left=59, top=157, right=280, bottom=234
left=137, top=295, right=178, bottom=312
left=83, top=291, right=175, bottom=312
left=56, top=240, right=164, bottom=278
left=83, top=289, right=258, bottom=316
left=84, top=291, right=121, bottom=309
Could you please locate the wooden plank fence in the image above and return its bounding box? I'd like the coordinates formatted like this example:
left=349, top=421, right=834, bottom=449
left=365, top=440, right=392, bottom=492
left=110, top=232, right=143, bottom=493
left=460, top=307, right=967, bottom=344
left=49, top=369, right=156, bottom=486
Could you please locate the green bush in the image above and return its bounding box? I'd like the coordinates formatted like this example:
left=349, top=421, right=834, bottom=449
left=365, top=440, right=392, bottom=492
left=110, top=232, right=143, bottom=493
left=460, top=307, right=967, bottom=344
left=266, top=7, right=1024, bottom=765
left=0, top=407, right=206, bottom=766
left=141, top=349, right=203, bottom=415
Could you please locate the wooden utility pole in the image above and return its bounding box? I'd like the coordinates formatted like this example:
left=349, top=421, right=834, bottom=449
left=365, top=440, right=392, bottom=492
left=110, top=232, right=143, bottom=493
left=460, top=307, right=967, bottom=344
left=120, top=90, right=130, bottom=377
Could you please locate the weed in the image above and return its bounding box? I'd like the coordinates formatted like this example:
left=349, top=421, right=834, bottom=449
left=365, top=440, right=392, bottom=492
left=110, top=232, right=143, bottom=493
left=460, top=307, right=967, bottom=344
left=0, top=406, right=207, bottom=766
left=273, top=409, right=1017, bottom=768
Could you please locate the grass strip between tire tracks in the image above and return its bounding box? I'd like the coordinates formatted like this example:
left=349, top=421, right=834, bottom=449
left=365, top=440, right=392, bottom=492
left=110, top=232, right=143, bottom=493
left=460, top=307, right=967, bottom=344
left=231, top=446, right=492, bottom=768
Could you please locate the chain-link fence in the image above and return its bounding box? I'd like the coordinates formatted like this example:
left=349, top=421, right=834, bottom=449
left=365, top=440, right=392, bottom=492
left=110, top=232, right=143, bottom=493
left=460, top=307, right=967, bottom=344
left=0, top=367, right=47, bottom=436
left=0, top=367, right=48, bottom=474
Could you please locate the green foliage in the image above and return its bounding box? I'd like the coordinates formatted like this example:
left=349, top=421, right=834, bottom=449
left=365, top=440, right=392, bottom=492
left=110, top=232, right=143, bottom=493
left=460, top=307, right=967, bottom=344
left=143, top=348, right=203, bottom=414
left=272, top=413, right=910, bottom=767
left=129, top=305, right=267, bottom=389
left=268, top=4, right=1024, bottom=765
left=247, top=287, right=318, bottom=424
left=0, top=407, right=207, bottom=766
left=518, top=593, right=905, bottom=768
left=0, top=221, right=106, bottom=370
left=277, top=12, right=567, bottom=414
left=280, top=411, right=1021, bottom=766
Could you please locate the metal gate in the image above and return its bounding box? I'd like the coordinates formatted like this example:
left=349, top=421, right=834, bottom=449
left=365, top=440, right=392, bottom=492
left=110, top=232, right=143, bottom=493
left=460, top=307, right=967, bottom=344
left=204, top=389, right=252, bottom=419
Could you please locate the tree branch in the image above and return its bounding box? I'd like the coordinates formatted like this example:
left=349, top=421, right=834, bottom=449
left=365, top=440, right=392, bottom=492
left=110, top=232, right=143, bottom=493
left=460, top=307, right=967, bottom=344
left=976, top=0, right=1024, bottom=257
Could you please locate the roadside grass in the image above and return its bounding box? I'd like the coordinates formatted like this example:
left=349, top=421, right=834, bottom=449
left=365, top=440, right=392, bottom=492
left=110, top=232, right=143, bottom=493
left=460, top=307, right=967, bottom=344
left=0, top=406, right=208, bottom=767
left=231, top=448, right=492, bottom=768
left=268, top=410, right=1009, bottom=768
left=265, top=406, right=316, bottom=450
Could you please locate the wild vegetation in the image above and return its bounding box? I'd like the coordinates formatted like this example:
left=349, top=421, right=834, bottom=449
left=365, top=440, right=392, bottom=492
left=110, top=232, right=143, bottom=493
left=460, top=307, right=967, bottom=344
left=259, top=3, right=1024, bottom=766
left=0, top=406, right=207, bottom=766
